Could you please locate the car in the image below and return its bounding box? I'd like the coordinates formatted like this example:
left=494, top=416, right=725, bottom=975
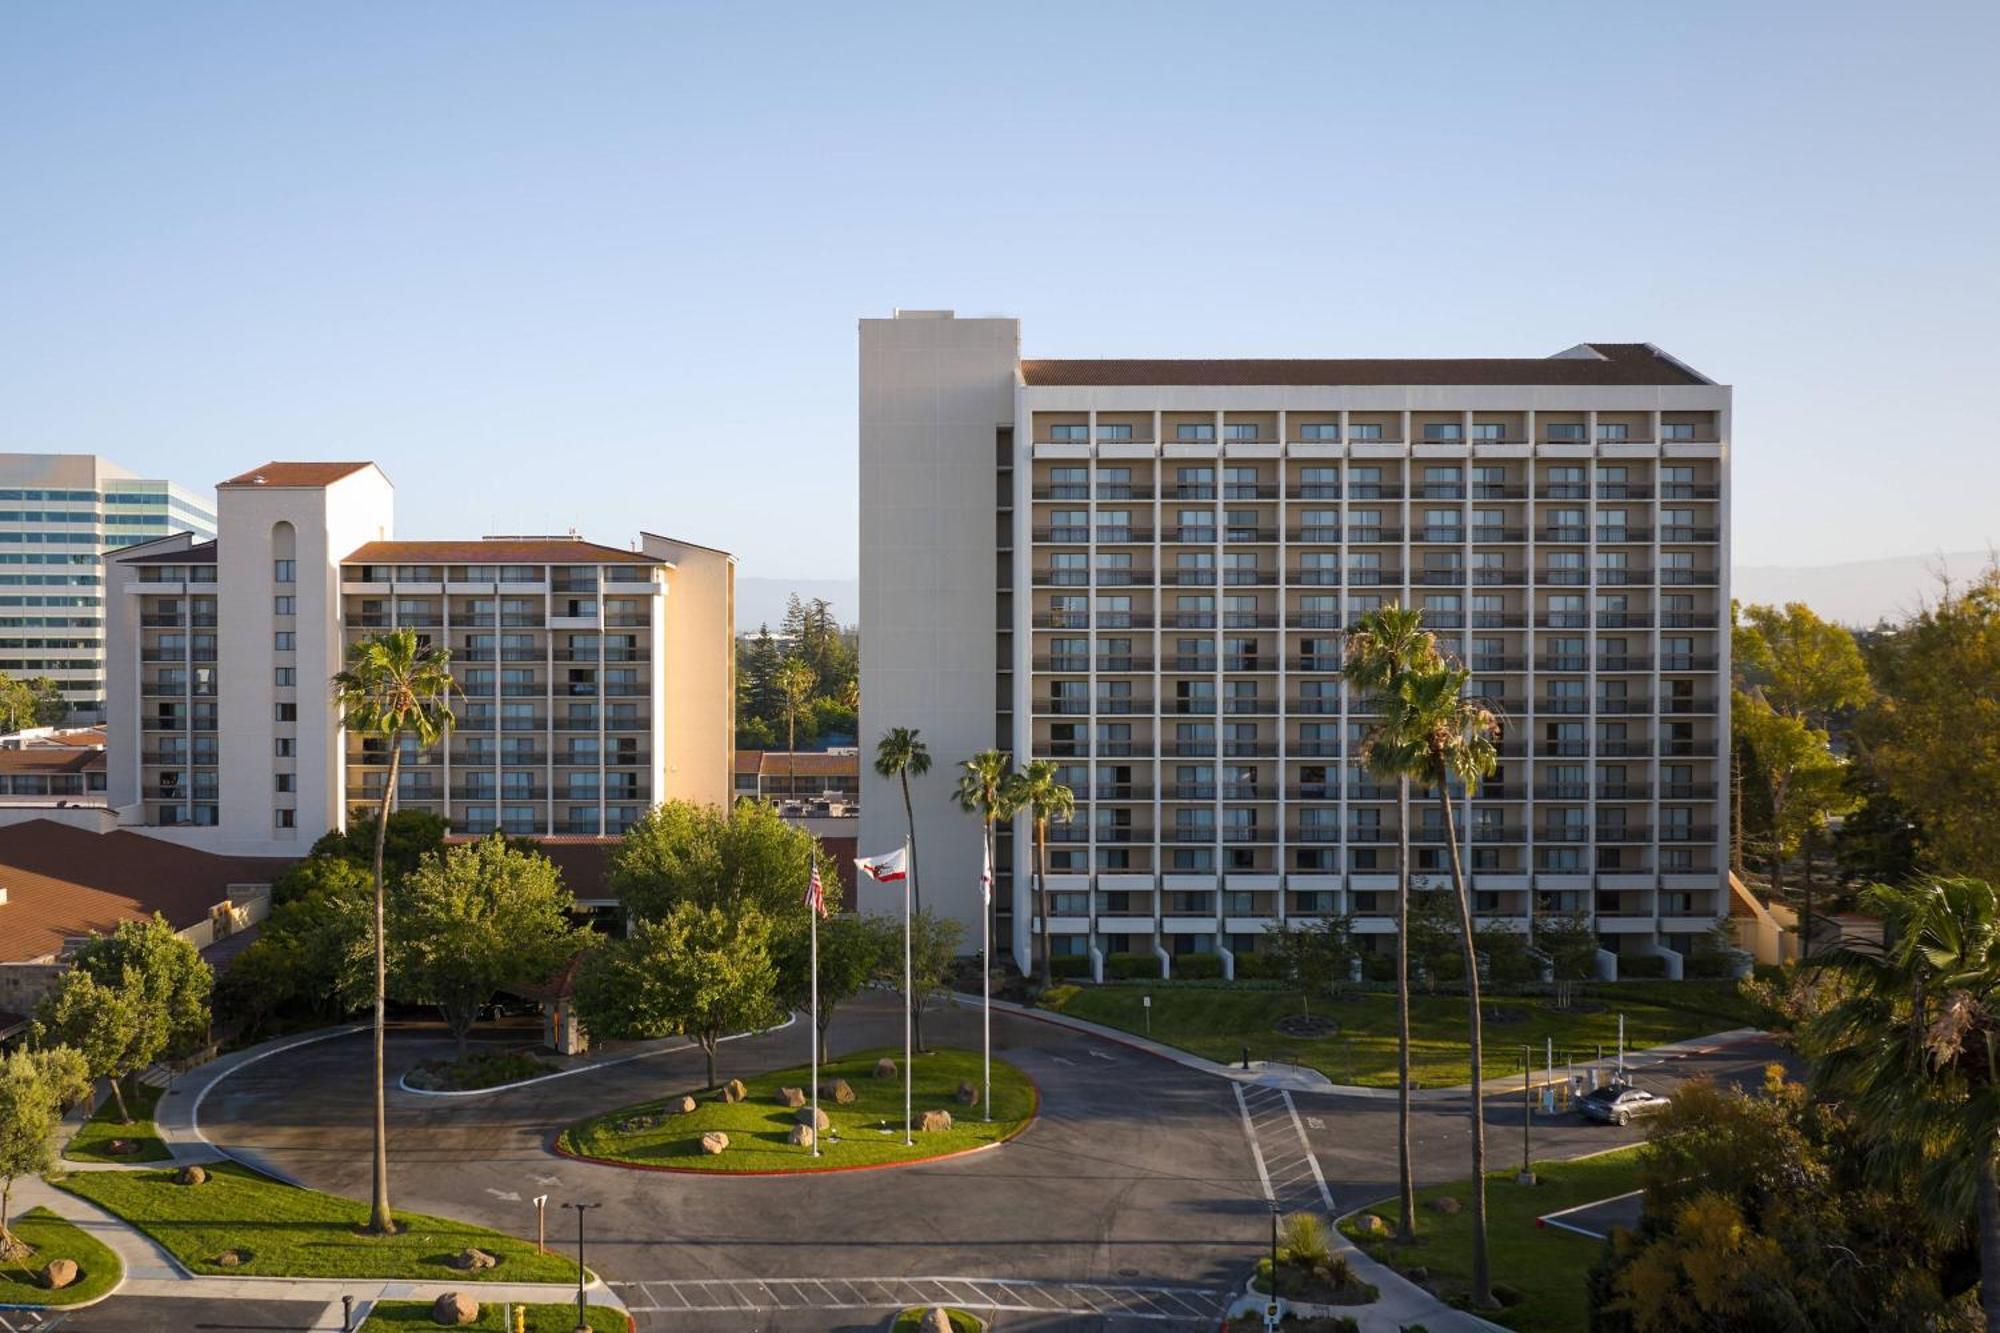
left=1578, top=1084, right=1671, bottom=1126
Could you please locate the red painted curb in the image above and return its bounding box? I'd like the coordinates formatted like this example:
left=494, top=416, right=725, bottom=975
left=546, top=1067, right=1042, bottom=1178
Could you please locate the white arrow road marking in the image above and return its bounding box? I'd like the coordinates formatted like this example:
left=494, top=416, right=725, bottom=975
left=1306, top=1117, right=1326, bottom=1130
left=1088, top=1048, right=1116, bottom=1061
left=485, top=1188, right=522, bottom=1202
left=1051, top=1056, right=1077, bottom=1067
left=533, top=1174, right=564, bottom=1186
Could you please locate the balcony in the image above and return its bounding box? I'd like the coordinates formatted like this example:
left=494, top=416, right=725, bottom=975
left=1347, top=527, right=1404, bottom=543
left=1659, top=526, right=1719, bottom=542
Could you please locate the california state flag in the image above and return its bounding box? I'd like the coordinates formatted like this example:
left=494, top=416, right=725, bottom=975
left=854, top=847, right=908, bottom=884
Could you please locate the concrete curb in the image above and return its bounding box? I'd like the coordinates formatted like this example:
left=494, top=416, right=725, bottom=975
left=395, top=1014, right=799, bottom=1099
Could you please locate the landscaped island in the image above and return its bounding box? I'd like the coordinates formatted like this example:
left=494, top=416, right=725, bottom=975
left=0, top=1207, right=122, bottom=1307
left=64, top=1081, right=171, bottom=1163
left=360, top=1299, right=628, bottom=1331
left=559, top=1046, right=1035, bottom=1173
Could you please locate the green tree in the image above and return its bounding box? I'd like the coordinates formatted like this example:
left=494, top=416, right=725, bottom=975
left=1405, top=886, right=1461, bottom=992
left=331, top=627, right=455, bottom=1237
left=956, top=749, right=1017, bottom=981
left=1343, top=602, right=1442, bottom=1244
left=1265, top=914, right=1357, bottom=1013
left=0, top=673, right=65, bottom=732
left=895, top=908, right=965, bottom=1053
left=811, top=914, right=890, bottom=1062
left=1537, top=910, right=1601, bottom=991
left=33, top=972, right=143, bottom=1123
left=390, top=836, right=581, bottom=1062
left=1401, top=654, right=1502, bottom=1309
left=68, top=915, right=213, bottom=1063
left=219, top=879, right=372, bottom=1034
left=573, top=902, right=780, bottom=1089
left=1735, top=693, right=1851, bottom=954
left=1003, top=759, right=1074, bottom=989
left=1807, top=876, right=2000, bottom=1330
left=1735, top=601, right=1874, bottom=730
left=0, top=1046, right=89, bottom=1257
left=301, top=810, right=449, bottom=889
left=735, top=626, right=783, bottom=746
left=774, top=658, right=817, bottom=786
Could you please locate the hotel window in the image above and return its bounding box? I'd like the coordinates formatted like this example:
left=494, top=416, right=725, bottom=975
left=274, top=631, right=294, bottom=651
left=1176, top=466, right=1216, bottom=498
left=1096, top=466, right=1133, bottom=499
left=275, top=738, right=294, bottom=757
left=1662, top=422, right=1696, bottom=440
left=1597, top=422, right=1630, bottom=441
left=1048, top=423, right=1087, bottom=442
left=274, top=667, right=295, bottom=686
left=1421, top=422, right=1464, bottom=442
left=1545, top=422, right=1586, bottom=442
left=274, top=596, right=295, bottom=615
left=1349, top=423, right=1384, bottom=441
left=275, top=703, right=297, bottom=722
left=274, top=773, right=294, bottom=793
left=1223, top=466, right=1261, bottom=499
left=1471, top=422, right=1506, bottom=441
left=1097, top=422, right=1133, bottom=442
left=1224, top=423, right=1260, bottom=442
left=1298, top=423, right=1339, bottom=442
left=1176, top=422, right=1217, bottom=442
left=273, top=559, right=296, bottom=583
left=275, top=809, right=295, bottom=828
left=1296, top=467, right=1339, bottom=500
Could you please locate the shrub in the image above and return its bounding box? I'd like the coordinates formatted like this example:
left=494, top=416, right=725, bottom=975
left=1280, top=1211, right=1330, bottom=1267
left=1231, top=950, right=1286, bottom=981
left=1172, top=952, right=1222, bottom=980
left=1038, top=984, right=1080, bottom=1012
left=1104, top=951, right=1158, bottom=980
left=1684, top=951, right=1737, bottom=979
left=1616, top=953, right=1668, bottom=979
left=1049, top=955, right=1091, bottom=979
left=1362, top=952, right=1397, bottom=984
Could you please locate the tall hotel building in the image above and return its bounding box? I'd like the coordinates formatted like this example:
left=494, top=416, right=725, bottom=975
left=103, top=462, right=733, bottom=858
left=860, top=313, right=1729, bottom=980
left=0, top=454, right=216, bottom=719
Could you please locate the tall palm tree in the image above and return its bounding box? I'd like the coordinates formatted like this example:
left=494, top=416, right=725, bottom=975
left=1810, top=877, right=2000, bottom=1330
left=1005, top=759, right=1075, bottom=988
left=1343, top=604, right=1440, bottom=1245
left=1402, top=654, right=1502, bottom=1309
left=774, top=658, right=816, bottom=798
left=956, top=750, right=1017, bottom=979
left=331, top=628, right=454, bottom=1236
left=875, top=727, right=932, bottom=1043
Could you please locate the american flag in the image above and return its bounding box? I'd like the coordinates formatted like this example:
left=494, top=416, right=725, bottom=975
left=804, top=859, right=828, bottom=919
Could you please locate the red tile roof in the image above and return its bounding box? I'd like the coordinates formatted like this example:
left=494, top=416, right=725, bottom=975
left=1020, top=343, right=1709, bottom=388
left=344, top=540, right=660, bottom=565
left=735, top=750, right=861, bottom=779
left=220, top=462, right=376, bottom=488
left=0, top=747, right=104, bottom=777
left=0, top=822, right=293, bottom=964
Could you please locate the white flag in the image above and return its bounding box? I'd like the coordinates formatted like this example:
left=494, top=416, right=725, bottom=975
left=854, top=846, right=908, bottom=884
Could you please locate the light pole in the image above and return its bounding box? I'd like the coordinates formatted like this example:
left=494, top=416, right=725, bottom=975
left=561, top=1201, right=599, bottom=1333
left=1265, top=1202, right=1281, bottom=1329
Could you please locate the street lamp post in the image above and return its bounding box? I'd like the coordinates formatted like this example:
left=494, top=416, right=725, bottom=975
left=1266, top=1203, right=1281, bottom=1329
left=561, top=1201, right=599, bottom=1333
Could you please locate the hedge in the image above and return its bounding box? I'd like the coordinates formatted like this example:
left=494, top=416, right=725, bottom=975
left=1617, top=953, right=1669, bottom=979
left=1171, top=952, right=1223, bottom=979
left=1049, top=955, right=1091, bottom=979
left=1231, top=951, right=1287, bottom=981
left=1104, top=951, right=1160, bottom=980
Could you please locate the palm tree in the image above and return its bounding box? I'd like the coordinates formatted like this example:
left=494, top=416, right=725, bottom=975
left=774, top=658, right=816, bottom=798
left=1402, top=653, right=1502, bottom=1309
left=1809, top=877, right=2000, bottom=1330
left=1005, top=759, right=1075, bottom=988
left=956, top=750, right=1017, bottom=979
left=331, top=628, right=454, bottom=1236
left=1343, top=604, right=1440, bottom=1245
left=875, top=727, right=932, bottom=1043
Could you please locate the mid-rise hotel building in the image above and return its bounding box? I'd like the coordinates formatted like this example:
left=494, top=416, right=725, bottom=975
left=860, top=312, right=1728, bottom=979
left=104, top=461, right=733, bottom=858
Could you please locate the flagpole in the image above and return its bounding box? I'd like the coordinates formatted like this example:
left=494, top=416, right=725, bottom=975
left=982, top=826, right=992, bottom=1123
left=903, top=836, right=913, bottom=1147
left=809, top=860, right=820, bottom=1159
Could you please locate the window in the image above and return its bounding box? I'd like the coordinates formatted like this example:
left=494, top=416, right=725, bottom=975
left=274, top=559, right=296, bottom=583
left=1176, top=422, right=1217, bottom=442
left=1471, top=423, right=1506, bottom=441
left=273, top=667, right=295, bottom=686
left=1048, top=423, right=1088, bottom=442
left=274, top=596, right=295, bottom=616
left=1224, top=423, right=1260, bottom=441
left=273, top=631, right=294, bottom=651
left=1597, top=422, right=1630, bottom=441
left=274, top=773, right=294, bottom=793
left=275, top=738, right=294, bottom=757
left=1349, top=423, right=1384, bottom=441
left=1662, top=422, right=1696, bottom=440
left=1298, top=423, right=1339, bottom=442
left=275, top=703, right=297, bottom=722
left=275, top=809, right=295, bottom=829
left=1097, top=423, right=1133, bottom=442
left=1545, top=422, right=1585, bottom=442
left=1422, top=422, right=1464, bottom=441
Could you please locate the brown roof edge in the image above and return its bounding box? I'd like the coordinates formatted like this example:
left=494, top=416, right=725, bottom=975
left=219, top=461, right=378, bottom=488
left=343, top=539, right=661, bottom=565
left=1019, top=344, right=1708, bottom=388
left=119, top=539, right=219, bottom=565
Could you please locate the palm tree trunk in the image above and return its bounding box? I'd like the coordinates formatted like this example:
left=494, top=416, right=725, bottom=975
left=368, top=746, right=397, bottom=1235
left=1395, top=774, right=1415, bottom=1243
left=1980, top=1153, right=2000, bottom=1332
left=1037, top=818, right=1052, bottom=989
left=1440, top=783, right=1492, bottom=1308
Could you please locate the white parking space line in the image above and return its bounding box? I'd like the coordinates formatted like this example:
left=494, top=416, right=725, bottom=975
left=611, top=1275, right=1227, bottom=1321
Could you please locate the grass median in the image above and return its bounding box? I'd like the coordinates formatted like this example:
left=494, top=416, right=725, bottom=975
left=0, top=1207, right=122, bottom=1306
left=52, top=1160, right=578, bottom=1283
left=1045, top=983, right=1756, bottom=1087
left=64, top=1081, right=171, bottom=1164
left=559, top=1046, right=1035, bottom=1172
left=1338, top=1145, right=1644, bottom=1330
left=360, top=1299, right=627, bottom=1331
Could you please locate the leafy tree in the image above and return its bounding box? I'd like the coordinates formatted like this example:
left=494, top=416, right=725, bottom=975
left=1538, top=911, right=1601, bottom=987
left=1002, top=759, right=1074, bottom=989
left=0, top=1046, right=89, bottom=1257
left=1832, top=764, right=1921, bottom=888
left=573, top=902, right=780, bottom=1088
left=271, top=849, right=378, bottom=909
left=1860, top=570, right=2000, bottom=877
left=735, top=626, right=784, bottom=745
left=1265, top=914, right=1357, bottom=1012
left=331, top=627, right=455, bottom=1236
left=1807, top=876, right=2000, bottom=1329
left=1735, top=693, right=1852, bottom=953
left=811, top=914, right=890, bottom=1062
left=219, top=881, right=372, bottom=1034
left=302, top=811, right=449, bottom=888
left=956, top=749, right=1017, bottom=982
left=0, top=673, right=66, bottom=732
left=1405, top=886, right=1461, bottom=993
left=1735, top=601, right=1874, bottom=729
left=34, top=972, right=144, bottom=1123
left=895, top=908, right=965, bottom=1052
left=1343, top=602, right=1442, bottom=1244
left=69, top=915, right=213, bottom=1063
left=390, top=836, right=582, bottom=1061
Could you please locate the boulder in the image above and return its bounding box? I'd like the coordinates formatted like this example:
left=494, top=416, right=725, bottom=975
left=1353, top=1213, right=1389, bottom=1237
left=38, top=1258, right=77, bottom=1290
left=794, top=1106, right=830, bottom=1131
left=919, top=1108, right=954, bottom=1133
left=668, top=1095, right=696, bottom=1115
left=700, top=1131, right=729, bottom=1155
left=955, top=1080, right=980, bottom=1107
left=919, top=1308, right=953, bottom=1333
left=175, top=1165, right=208, bottom=1186
left=1428, top=1196, right=1461, bottom=1216
left=448, top=1247, right=498, bottom=1272
left=214, top=1249, right=246, bottom=1268
left=431, top=1292, right=479, bottom=1326
left=873, top=1057, right=897, bottom=1080
left=822, top=1079, right=856, bottom=1105
left=720, top=1078, right=748, bottom=1104
left=788, top=1124, right=815, bottom=1149
left=778, top=1085, right=807, bottom=1108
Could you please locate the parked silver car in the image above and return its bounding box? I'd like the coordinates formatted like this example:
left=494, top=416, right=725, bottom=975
left=1578, top=1084, right=1671, bottom=1126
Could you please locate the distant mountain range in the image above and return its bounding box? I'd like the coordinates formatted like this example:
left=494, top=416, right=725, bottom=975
left=737, top=553, right=1994, bottom=637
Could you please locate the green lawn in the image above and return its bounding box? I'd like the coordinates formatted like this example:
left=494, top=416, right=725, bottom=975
left=65, top=1080, right=171, bottom=1164
left=52, top=1160, right=579, bottom=1282
left=1339, top=1146, right=1645, bottom=1331
left=1047, top=983, right=1757, bottom=1087
left=0, top=1207, right=122, bottom=1306
left=360, top=1299, right=627, bottom=1331
left=559, top=1046, right=1035, bottom=1172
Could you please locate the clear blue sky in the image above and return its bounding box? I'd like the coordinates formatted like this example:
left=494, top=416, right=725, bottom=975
left=4, top=2, right=1995, bottom=587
